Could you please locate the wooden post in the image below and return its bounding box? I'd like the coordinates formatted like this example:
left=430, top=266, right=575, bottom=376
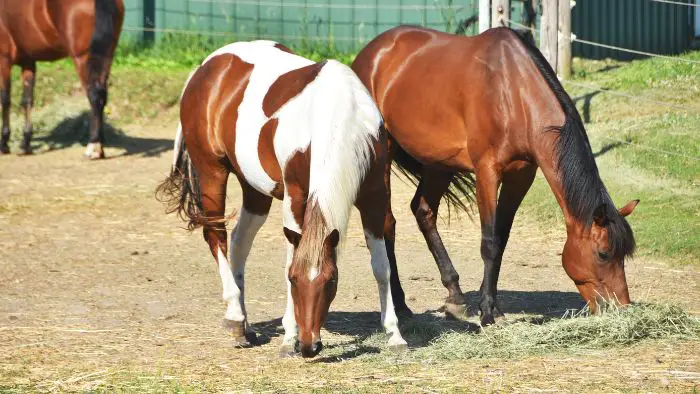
left=491, top=0, right=510, bottom=28
left=557, top=0, right=572, bottom=79
left=479, top=0, right=490, bottom=33
left=539, top=0, right=558, bottom=70
left=143, top=0, right=155, bottom=43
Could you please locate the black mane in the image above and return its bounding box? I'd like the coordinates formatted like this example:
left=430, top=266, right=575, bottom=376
left=511, top=29, right=635, bottom=260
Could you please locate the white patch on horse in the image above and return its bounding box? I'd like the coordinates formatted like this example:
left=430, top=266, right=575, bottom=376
left=202, top=41, right=314, bottom=196
left=364, top=230, right=407, bottom=347
left=217, top=248, right=245, bottom=322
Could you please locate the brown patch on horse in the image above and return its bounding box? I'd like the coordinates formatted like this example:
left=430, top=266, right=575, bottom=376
left=196, top=53, right=254, bottom=174
left=258, top=117, right=282, bottom=183
left=262, top=60, right=327, bottom=118
left=274, top=43, right=294, bottom=54
left=283, top=145, right=312, bottom=227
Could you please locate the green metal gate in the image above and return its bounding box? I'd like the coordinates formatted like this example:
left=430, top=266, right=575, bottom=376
left=122, top=0, right=695, bottom=58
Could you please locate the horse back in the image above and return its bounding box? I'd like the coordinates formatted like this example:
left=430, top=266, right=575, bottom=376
left=352, top=26, right=563, bottom=172
left=181, top=43, right=323, bottom=199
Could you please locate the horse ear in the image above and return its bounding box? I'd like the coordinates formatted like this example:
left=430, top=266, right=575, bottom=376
left=326, top=229, right=340, bottom=249
left=618, top=199, right=639, bottom=217
left=592, top=203, right=608, bottom=227
left=283, top=227, right=301, bottom=247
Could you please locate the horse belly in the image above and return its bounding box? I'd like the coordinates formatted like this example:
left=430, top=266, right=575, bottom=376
left=4, top=0, right=68, bottom=61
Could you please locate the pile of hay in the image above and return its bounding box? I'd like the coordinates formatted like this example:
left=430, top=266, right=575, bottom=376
left=354, top=304, right=700, bottom=360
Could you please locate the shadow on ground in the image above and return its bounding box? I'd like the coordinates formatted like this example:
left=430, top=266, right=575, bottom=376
left=248, top=290, right=583, bottom=362
left=33, top=111, right=172, bottom=157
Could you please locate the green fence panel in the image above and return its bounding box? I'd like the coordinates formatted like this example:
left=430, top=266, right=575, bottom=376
left=121, top=0, right=693, bottom=58
left=571, top=0, right=693, bottom=60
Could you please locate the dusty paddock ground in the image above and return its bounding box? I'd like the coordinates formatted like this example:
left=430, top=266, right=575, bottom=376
left=1, top=109, right=698, bottom=392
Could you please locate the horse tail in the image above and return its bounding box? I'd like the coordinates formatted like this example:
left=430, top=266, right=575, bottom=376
left=88, top=0, right=121, bottom=81
left=390, top=137, right=476, bottom=216
left=155, top=123, right=205, bottom=231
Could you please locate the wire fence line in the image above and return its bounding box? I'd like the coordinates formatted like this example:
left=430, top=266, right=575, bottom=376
left=186, top=0, right=466, bottom=10
left=563, top=80, right=699, bottom=113
left=121, top=26, right=368, bottom=41
left=506, top=19, right=700, bottom=65
left=599, top=135, right=700, bottom=161
left=650, top=0, right=700, bottom=6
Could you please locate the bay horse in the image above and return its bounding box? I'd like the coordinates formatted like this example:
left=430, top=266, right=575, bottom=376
left=156, top=40, right=407, bottom=358
left=0, top=0, right=124, bottom=158
left=351, top=26, right=639, bottom=326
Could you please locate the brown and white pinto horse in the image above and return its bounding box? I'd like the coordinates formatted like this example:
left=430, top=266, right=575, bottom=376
left=157, top=41, right=407, bottom=358
left=0, top=0, right=124, bottom=158
left=352, top=26, right=639, bottom=326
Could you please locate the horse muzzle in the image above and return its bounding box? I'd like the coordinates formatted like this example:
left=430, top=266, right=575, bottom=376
left=298, top=339, right=323, bottom=358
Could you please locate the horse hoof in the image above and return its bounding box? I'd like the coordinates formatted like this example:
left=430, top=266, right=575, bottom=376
left=444, top=302, right=473, bottom=321
left=278, top=344, right=297, bottom=358
left=84, top=143, right=105, bottom=160
left=389, top=343, right=409, bottom=353
left=19, top=147, right=33, bottom=155
left=231, top=336, right=253, bottom=348
left=0, top=146, right=9, bottom=154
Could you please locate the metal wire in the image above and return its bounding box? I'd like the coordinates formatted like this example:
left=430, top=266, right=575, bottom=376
left=121, top=26, right=367, bottom=42
left=599, top=136, right=700, bottom=161
left=506, top=18, right=700, bottom=65
left=185, top=0, right=463, bottom=10
left=562, top=80, right=699, bottom=113
left=650, top=0, right=700, bottom=6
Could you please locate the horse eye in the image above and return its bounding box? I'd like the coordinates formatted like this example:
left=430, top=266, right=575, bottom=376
left=598, top=251, right=609, bottom=260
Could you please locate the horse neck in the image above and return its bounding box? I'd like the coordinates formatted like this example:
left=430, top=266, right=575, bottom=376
left=530, top=114, right=608, bottom=231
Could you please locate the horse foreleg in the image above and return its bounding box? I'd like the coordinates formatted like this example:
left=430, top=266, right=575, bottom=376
left=19, top=62, right=36, bottom=154
left=478, top=165, right=537, bottom=326
left=279, top=196, right=300, bottom=357
left=410, top=169, right=469, bottom=319
left=356, top=191, right=408, bottom=351
left=475, top=165, right=505, bottom=326
left=0, top=57, right=11, bottom=154
left=72, top=54, right=108, bottom=159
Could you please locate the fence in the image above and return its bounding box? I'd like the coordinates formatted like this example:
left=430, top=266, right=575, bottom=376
left=122, top=0, right=531, bottom=50
left=122, top=0, right=696, bottom=58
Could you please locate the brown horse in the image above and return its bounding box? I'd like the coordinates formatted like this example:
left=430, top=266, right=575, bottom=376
left=0, top=0, right=124, bottom=158
left=156, top=40, right=407, bottom=358
left=351, top=26, right=639, bottom=326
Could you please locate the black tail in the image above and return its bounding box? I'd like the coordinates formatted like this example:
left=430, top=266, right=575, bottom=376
left=155, top=137, right=206, bottom=231
left=391, top=137, right=476, bottom=218
left=88, top=0, right=120, bottom=80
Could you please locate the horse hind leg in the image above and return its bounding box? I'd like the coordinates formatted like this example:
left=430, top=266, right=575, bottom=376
left=383, top=138, right=412, bottom=318
left=0, top=57, right=11, bottom=154
left=19, top=61, right=36, bottom=155
left=224, top=178, right=272, bottom=345
left=411, top=169, right=471, bottom=319
left=72, top=54, right=108, bottom=159
left=194, top=163, right=250, bottom=347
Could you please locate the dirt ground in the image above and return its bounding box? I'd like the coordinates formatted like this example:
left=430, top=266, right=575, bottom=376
left=1, top=107, right=698, bottom=392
